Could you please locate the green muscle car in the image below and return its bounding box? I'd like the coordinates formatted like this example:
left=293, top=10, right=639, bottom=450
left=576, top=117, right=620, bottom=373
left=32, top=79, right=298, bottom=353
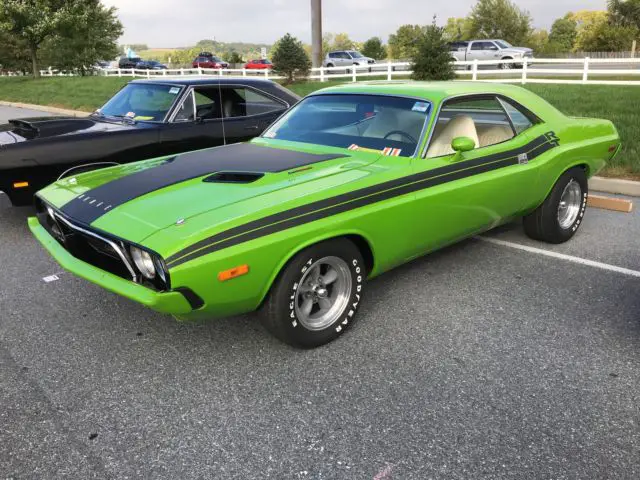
left=29, top=82, right=620, bottom=347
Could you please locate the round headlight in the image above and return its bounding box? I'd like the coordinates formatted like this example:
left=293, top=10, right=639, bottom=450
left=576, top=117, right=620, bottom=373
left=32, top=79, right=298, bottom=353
left=131, top=246, right=156, bottom=279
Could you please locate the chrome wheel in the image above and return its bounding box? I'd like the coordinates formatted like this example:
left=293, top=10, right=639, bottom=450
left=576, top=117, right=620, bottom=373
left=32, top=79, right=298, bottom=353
left=557, top=179, right=582, bottom=229
left=295, top=256, right=352, bottom=331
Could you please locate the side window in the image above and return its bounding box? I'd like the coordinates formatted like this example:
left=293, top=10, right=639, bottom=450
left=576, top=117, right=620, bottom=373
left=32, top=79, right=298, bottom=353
left=188, top=86, right=286, bottom=119
left=470, top=42, right=483, bottom=51
left=232, top=88, right=286, bottom=116
left=329, top=52, right=337, bottom=58
left=498, top=98, right=537, bottom=134
left=426, top=96, right=515, bottom=158
left=173, top=91, right=195, bottom=122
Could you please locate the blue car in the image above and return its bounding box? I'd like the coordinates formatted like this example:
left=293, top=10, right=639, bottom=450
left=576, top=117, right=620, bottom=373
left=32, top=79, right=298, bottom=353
left=136, top=60, right=167, bottom=70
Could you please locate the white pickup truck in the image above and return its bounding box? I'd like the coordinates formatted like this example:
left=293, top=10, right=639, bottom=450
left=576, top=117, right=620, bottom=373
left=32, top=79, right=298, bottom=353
left=449, top=40, right=533, bottom=69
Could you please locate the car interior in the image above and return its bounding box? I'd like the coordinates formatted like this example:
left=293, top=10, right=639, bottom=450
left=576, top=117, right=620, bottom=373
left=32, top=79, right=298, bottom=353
left=426, top=96, right=535, bottom=158
left=173, top=86, right=285, bottom=122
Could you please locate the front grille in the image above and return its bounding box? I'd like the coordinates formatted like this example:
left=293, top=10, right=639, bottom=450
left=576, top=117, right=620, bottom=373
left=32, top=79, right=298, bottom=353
left=35, top=198, right=135, bottom=281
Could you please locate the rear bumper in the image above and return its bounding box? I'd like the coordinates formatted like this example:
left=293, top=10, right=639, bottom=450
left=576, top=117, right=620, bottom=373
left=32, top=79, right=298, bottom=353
left=29, top=216, right=196, bottom=316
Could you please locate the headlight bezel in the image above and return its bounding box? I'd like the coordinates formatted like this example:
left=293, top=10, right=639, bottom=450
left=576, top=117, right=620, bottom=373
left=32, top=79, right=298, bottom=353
left=128, top=244, right=171, bottom=291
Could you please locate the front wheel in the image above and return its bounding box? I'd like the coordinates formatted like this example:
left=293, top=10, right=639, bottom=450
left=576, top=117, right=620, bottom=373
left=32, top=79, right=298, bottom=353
left=261, top=238, right=366, bottom=348
left=523, top=167, right=588, bottom=243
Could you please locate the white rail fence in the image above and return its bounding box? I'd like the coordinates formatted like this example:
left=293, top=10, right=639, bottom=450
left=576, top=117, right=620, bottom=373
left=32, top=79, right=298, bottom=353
left=38, top=57, right=640, bottom=86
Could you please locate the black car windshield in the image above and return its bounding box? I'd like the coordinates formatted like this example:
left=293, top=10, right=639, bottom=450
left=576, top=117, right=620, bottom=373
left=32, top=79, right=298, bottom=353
left=98, top=83, right=182, bottom=122
left=262, top=94, right=431, bottom=157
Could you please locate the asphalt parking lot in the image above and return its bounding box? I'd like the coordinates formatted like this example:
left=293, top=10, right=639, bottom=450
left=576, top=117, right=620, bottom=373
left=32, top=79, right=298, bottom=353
left=1, top=106, right=639, bottom=479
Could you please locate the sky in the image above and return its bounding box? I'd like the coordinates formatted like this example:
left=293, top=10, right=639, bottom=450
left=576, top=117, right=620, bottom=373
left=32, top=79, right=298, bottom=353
left=101, top=0, right=608, bottom=48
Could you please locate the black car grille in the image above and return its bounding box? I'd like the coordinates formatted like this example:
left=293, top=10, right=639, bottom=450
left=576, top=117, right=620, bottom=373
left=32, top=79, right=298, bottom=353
left=35, top=198, right=134, bottom=281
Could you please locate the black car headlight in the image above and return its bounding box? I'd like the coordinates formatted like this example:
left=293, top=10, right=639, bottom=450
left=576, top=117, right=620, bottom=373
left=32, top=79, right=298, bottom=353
left=130, top=246, right=157, bottom=280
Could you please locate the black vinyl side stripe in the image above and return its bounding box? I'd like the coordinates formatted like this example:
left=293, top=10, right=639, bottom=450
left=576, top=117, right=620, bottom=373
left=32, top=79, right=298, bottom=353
left=167, top=133, right=558, bottom=268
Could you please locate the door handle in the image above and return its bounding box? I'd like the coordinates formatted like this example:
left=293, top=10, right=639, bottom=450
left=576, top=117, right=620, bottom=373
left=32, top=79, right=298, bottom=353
left=244, top=125, right=259, bottom=131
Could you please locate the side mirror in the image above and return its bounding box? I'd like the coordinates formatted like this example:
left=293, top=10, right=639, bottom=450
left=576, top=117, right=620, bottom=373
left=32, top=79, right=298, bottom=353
left=451, top=136, right=475, bottom=153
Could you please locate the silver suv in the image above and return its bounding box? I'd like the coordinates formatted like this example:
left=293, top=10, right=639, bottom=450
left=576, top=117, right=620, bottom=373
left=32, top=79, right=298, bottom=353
left=323, top=50, right=375, bottom=68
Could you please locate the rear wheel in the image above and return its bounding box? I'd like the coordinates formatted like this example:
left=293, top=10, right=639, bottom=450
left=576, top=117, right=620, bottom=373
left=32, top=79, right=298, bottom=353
left=523, top=167, right=588, bottom=243
left=261, top=238, right=365, bottom=348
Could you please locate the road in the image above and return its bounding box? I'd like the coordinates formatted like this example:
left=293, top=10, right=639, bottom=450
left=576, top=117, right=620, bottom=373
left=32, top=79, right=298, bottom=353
left=1, top=105, right=639, bottom=479
left=0, top=105, right=52, bottom=124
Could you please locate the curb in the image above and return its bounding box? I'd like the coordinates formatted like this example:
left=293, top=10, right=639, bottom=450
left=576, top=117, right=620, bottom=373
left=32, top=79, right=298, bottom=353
left=590, top=176, right=640, bottom=197
left=0, top=101, right=89, bottom=117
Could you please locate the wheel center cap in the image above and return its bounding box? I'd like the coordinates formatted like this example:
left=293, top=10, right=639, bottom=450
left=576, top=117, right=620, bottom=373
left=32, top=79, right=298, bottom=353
left=315, top=286, right=329, bottom=299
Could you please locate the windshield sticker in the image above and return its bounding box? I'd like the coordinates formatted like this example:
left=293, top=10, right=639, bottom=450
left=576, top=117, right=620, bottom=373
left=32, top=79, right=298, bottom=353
left=349, top=144, right=389, bottom=154
left=382, top=147, right=402, bottom=156
left=169, top=87, right=180, bottom=95
left=412, top=102, right=429, bottom=113
left=263, top=131, right=277, bottom=138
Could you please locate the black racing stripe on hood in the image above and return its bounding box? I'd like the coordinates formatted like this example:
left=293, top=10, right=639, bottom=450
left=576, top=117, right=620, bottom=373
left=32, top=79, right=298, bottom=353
left=60, top=143, right=347, bottom=225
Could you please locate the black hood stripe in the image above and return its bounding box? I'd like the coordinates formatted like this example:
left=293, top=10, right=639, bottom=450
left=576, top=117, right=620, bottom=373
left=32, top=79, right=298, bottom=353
left=166, top=132, right=559, bottom=268
left=60, top=143, right=346, bottom=225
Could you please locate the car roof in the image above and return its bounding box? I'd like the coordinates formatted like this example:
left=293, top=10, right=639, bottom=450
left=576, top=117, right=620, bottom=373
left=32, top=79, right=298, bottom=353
left=310, top=81, right=562, bottom=119
left=130, top=78, right=278, bottom=87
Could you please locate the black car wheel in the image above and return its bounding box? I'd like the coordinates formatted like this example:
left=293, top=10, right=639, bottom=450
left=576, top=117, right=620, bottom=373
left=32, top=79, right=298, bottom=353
left=523, top=167, right=588, bottom=243
left=262, top=238, right=365, bottom=348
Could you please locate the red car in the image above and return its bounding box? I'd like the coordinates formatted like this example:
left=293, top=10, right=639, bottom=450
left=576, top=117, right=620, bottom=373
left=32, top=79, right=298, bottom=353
left=244, top=59, right=272, bottom=70
left=192, top=54, right=229, bottom=69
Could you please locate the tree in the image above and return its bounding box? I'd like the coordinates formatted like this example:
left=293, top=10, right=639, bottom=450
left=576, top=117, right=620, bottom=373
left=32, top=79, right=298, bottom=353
left=549, top=15, right=578, bottom=51
left=468, top=0, right=533, bottom=45
left=271, top=33, right=311, bottom=84
left=574, top=14, right=638, bottom=51
left=42, top=0, right=122, bottom=75
left=388, top=25, right=426, bottom=60
left=331, top=33, right=354, bottom=51
left=223, top=51, right=244, bottom=64
left=0, top=29, right=31, bottom=73
left=443, top=17, right=473, bottom=41
left=0, top=0, right=121, bottom=77
left=410, top=17, right=456, bottom=81
left=361, top=37, right=387, bottom=60
left=122, top=43, right=148, bottom=54
left=0, top=0, right=73, bottom=77
left=608, top=0, right=640, bottom=28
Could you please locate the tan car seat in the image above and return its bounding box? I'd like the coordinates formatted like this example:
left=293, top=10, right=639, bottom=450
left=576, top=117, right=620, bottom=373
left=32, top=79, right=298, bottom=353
left=363, top=108, right=400, bottom=139
left=426, top=115, right=479, bottom=157
left=477, top=125, right=513, bottom=147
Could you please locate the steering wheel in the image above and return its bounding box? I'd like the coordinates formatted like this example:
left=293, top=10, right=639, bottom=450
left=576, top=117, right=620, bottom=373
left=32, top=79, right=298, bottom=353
left=383, top=130, right=417, bottom=144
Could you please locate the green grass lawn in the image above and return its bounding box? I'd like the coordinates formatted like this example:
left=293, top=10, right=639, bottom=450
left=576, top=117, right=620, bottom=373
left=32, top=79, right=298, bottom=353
left=0, top=76, right=638, bottom=178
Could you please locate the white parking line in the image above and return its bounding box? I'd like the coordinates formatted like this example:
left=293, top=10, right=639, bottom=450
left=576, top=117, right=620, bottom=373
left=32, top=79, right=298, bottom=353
left=476, top=236, right=640, bottom=278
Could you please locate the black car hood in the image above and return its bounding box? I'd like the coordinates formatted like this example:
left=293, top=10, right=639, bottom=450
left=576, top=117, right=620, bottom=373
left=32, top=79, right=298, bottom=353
left=0, top=116, right=136, bottom=145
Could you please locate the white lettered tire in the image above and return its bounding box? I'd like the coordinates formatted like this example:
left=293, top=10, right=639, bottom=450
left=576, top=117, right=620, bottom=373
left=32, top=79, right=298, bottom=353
left=262, top=238, right=365, bottom=348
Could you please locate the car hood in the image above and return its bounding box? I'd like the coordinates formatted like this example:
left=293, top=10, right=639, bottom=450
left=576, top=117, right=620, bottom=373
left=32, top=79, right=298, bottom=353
left=502, top=47, right=533, bottom=55
left=0, top=116, right=135, bottom=145
left=39, top=140, right=385, bottom=248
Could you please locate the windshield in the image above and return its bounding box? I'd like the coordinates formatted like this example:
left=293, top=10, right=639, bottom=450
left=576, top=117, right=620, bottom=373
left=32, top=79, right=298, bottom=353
left=495, top=40, right=513, bottom=48
left=98, top=83, right=182, bottom=122
left=262, top=94, right=431, bottom=157
left=349, top=51, right=364, bottom=58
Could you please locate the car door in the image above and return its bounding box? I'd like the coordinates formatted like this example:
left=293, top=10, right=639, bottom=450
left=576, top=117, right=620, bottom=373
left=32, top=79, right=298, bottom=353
left=408, top=94, right=543, bottom=254
left=468, top=41, right=498, bottom=62
left=158, top=84, right=289, bottom=154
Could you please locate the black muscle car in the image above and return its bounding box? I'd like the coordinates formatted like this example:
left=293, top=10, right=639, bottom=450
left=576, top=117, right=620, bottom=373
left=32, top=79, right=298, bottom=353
left=0, top=78, right=299, bottom=206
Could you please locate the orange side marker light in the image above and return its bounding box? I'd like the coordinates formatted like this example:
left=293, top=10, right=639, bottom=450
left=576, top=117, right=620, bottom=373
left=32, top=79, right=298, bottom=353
left=13, top=181, right=29, bottom=189
left=218, top=264, right=249, bottom=282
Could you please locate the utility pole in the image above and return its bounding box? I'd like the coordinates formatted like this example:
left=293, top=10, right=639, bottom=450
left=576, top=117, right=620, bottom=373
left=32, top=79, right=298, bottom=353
left=311, top=0, right=322, bottom=68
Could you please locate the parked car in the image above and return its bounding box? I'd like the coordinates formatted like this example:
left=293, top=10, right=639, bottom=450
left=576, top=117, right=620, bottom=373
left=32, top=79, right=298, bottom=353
left=449, top=40, right=533, bottom=69
left=94, top=61, right=113, bottom=70
left=29, top=82, right=619, bottom=348
left=192, top=53, right=229, bottom=69
left=323, top=50, right=375, bottom=68
left=118, top=56, right=142, bottom=69
left=244, top=59, right=272, bottom=70
left=0, top=78, right=298, bottom=206
left=136, top=60, right=167, bottom=70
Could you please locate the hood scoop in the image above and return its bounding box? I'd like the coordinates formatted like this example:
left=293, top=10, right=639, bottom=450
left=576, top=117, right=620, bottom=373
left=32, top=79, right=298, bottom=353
left=9, top=117, right=96, bottom=139
left=204, top=172, right=264, bottom=184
